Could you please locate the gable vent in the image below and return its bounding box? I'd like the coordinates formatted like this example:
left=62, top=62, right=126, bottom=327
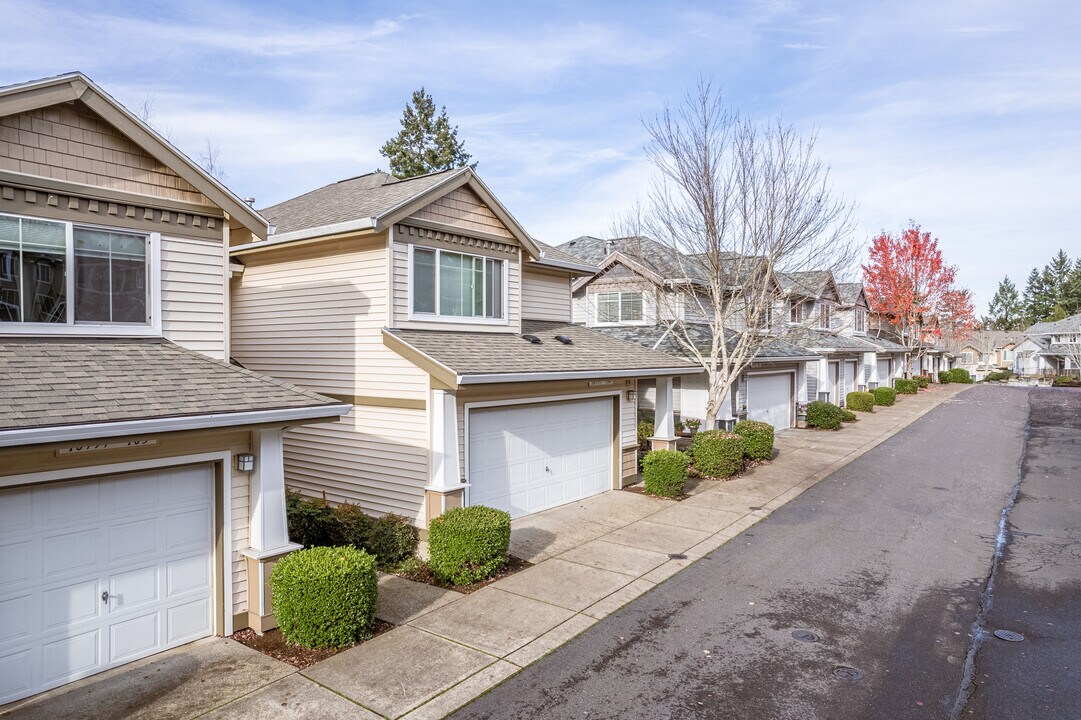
left=554, top=335, right=573, bottom=345
left=520, top=334, right=542, bottom=344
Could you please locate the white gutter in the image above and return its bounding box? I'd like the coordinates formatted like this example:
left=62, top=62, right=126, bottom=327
left=230, top=218, right=377, bottom=254
left=458, top=367, right=701, bottom=384
left=532, top=257, right=599, bottom=274
left=0, top=403, right=352, bottom=448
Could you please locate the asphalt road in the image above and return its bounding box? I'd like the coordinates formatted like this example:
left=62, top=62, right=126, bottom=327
left=450, top=386, right=1080, bottom=720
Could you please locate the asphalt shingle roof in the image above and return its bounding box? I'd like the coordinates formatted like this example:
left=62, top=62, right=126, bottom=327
left=0, top=339, right=343, bottom=431
left=789, top=328, right=884, bottom=353
left=836, top=282, right=863, bottom=307
left=557, top=236, right=705, bottom=280
left=260, top=169, right=460, bottom=235
left=777, top=271, right=834, bottom=298
left=592, top=323, right=815, bottom=363
left=1026, top=312, right=1081, bottom=335
left=386, top=320, right=698, bottom=377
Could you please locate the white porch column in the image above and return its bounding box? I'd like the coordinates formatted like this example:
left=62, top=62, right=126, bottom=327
left=426, top=388, right=465, bottom=524
left=651, top=376, right=677, bottom=450
left=243, top=427, right=302, bottom=631
left=817, top=356, right=831, bottom=401
left=248, top=428, right=300, bottom=556
left=797, top=361, right=808, bottom=405
left=864, top=351, right=878, bottom=389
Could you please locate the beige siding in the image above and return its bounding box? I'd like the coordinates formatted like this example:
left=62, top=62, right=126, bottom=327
left=161, top=235, right=226, bottom=360
left=621, top=385, right=637, bottom=448
left=390, top=234, right=521, bottom=333
left=284, top=409, right=429, bottom=526
left=231, top=235, right=428, bottom=400
left=522, top=266, right=572, bottom=321
left=0, top=101, right=211, bottom=204
left=411, top=185, right=513, bottom=239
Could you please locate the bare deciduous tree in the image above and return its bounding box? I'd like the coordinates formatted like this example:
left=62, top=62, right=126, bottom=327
left=198, top=137, right=227, bottom=182
left=617, top=80, right=856, bottom=428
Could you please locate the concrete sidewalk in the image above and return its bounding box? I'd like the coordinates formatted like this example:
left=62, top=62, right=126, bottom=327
left=3, top=385, right=967, bottom=720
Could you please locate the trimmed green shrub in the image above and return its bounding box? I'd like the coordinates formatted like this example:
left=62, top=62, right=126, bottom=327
left=428, top=506, right=511, bottom=586
left=641, top=450, right=690, bottom=497
left=841, top=408, right=857, bottom=422
left=691, top=430, right=746, bottom=478
left=915, top=375, right=930, bottom=388
left=895, top=378, right=918, bottom=395
left=1052, top=375, right=1081, bottom=387
left=938, top=371, right=952, bottom=384
left=846, top=391, right=875, bottom=412
left=270, top=546, right=377, bottom=649
left=948, top=368, right=973, bottom=384
left=873, top=386, right=897, bottom=407
left=365, top=513, right=419, bottom=566
left=637, top=419, right=654, bottom=450
left=806, top=400, right=843, bottom=430
left=732, top=420, right=774, bottom=461
left=286, top=491, right=338, bottom=548
left=983, top=370, right=1013, bottom=382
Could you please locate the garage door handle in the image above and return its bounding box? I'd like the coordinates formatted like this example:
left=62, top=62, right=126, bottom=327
left=101, top=591, right=109, bottom=604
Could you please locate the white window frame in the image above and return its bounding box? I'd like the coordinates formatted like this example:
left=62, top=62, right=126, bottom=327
left=789, top=300, right=804, bottom=324
left=817, top=302, right=832, bottom=330
left=854, top=308, right=867, bottom=334
left=407, top=243, right=509, bottom=326
left=592, top=290, right=647, bottom=326
left=0, top=211, right=161, bottom=337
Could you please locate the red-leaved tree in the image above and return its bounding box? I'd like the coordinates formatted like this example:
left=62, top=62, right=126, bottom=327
left=862, top=224, right=975, bottom=365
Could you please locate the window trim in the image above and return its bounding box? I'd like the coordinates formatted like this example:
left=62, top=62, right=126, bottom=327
left=406, top=243, right=509, bottom=326
left=854, top=308, right=867, bottom=334
left=0, top=212, right=161, bottom=337
left=817, top=301, right=832, bottom=330
left=789, top=300, right=804, bottom=324
left=592, top=290, right=647, bottom=326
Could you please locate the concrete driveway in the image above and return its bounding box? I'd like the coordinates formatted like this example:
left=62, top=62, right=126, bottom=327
left=449, top=385, right=1072, bottom=719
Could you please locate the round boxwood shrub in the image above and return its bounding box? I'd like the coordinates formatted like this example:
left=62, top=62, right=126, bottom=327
left=269, top=546, right=378, bottom=649
left=873, top=386, right=897, bottom=407
left=428, top=506, right=511, bottom=586
left=949, top=368, right=973, bottom=384
left=365, top=513, right=418, bottom=566
left=915, top=375, right=930, bottom=389
left=894, top=378, right=918, bottom=395
left=846, top=391, right=875, bottom=412
left=938, top=371, right=952, bottom=384
left=732, top=420, right=774, bottom=461
left=841, top=408, right=857, bottom=422
left=691, top=430, right=746, bottom=478
left=806, top=400, right=843, bottom=430
left=641, top=449, right=690, bottom=497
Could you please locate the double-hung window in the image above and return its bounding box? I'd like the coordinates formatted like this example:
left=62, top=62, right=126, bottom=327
left=0, top=213, right=152, bottom=329
left=789, top=300, right=804, bottom=324
left=854, top=309, right=866, bottom=333
left=596, top=291, right=643, bottom=324
left=817, top=302, right=832, bottom=330
left=411, top=246, right=504, bottom=320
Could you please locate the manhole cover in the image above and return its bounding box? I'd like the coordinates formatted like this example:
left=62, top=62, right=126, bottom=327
left=791, top=630, right=819, bottom=643
left=994, top=629, right=1024, bottom=642
left=668, top=553, right=687, bottom=560
left=832, top=666, right=864, bottom=681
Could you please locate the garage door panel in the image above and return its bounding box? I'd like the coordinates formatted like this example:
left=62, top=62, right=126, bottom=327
left=468, top=398, right=613, bottom=518
left=747, top=374, right=793, bottom=429
left=0, top=465, right=214, bottom=704
left=0, top=493, right=32, bottom=533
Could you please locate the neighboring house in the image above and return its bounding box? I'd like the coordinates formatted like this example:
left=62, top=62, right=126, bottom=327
left=0, top=74, right=350, bottom=705
left=950, top=331, right=1021, bottom=380
left=1014, top=313, right=1081, bottom=376
left=834, top=282, right=910, bottom=389
left=229, top=170, right=699, bottom=526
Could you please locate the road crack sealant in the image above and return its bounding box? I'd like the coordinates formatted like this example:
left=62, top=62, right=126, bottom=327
left=947, top=387, right=1032, bottom=720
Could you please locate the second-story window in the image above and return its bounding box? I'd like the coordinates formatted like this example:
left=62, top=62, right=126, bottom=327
left=411, top=246, right=504, bottom=320
left=0, top=213, right=150, bottom=327
left=596, top=291, right=643, bottom=323
left=854, top=309, right=866, bottom=333
left=789, top=300, right=804, bottom=324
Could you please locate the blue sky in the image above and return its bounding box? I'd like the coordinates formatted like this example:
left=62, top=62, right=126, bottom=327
left=3, top=0, right=1079, bottom=312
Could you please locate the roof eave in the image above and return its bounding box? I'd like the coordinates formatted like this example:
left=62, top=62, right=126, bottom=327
left=457, top=366, right=702, bottom=385
left=230, top=218, right=378, bottom=255
left=0, top=403, right=351, bottom=448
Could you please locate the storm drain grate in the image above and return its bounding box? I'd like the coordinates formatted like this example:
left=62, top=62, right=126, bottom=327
left=993, top=629, right=1024, bottom=642
left=832, top=666, right=864, bottom=681
left=668, top=553, right=687, bottom=560
left=791, top=630, right=819, bottom=643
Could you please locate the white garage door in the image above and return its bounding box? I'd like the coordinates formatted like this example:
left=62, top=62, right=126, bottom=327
left=468, top=398, right=612, bottom=518
left=747, top=373, right=793, bottom=429
left=0, top=465, right=215, bottom=704
left=877, top=358, right=891, bottom=384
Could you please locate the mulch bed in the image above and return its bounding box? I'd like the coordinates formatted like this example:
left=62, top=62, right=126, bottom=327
left=623, top=458, right=772, bottom=500
left=393, top=555, right=532, bottom=594
left=231, top=619, right=395, bottom=669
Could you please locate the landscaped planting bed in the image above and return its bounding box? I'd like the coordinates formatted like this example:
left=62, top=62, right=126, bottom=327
left=231, top=621, right=395, bottom=669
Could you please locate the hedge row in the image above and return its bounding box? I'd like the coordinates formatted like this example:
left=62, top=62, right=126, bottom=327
left=286, top=492, right=417, bottom=567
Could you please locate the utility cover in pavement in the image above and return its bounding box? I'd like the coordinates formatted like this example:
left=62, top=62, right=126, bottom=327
left=791, top=630, right=819, bottom=643
left=993, top=629, right=1024, bottom=642
left=832, top=666, right=864, bottom=681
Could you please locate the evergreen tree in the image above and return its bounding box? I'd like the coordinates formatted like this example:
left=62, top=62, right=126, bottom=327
left=380, top=87, right=475, bottom=179
left=987, top=276, right=1024, bottom=330
left=1066, top=258, right=1081, bottom=315
left=1023, top=267, right=1053, bottom=324
left=1048, top=304, right=1069, bottom=321
left=1045, top=249, right=1073, bottom=308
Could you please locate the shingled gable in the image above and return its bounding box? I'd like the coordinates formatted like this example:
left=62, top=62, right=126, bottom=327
left=0, top=73, right=268, bottom=238
left=237, top=167, right=545, bottom=260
